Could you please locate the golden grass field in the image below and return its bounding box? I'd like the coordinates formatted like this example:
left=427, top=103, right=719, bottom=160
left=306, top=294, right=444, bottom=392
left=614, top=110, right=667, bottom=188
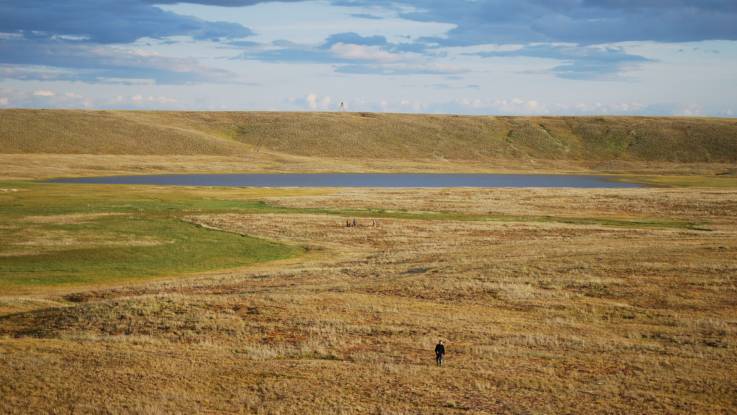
left=1, top=110, right=736, bottom=413
left=1, top=184, right=736, bottom=414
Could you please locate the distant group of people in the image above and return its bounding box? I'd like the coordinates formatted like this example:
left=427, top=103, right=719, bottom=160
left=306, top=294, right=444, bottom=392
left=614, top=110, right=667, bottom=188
left=345, top=218, right=377, bottom=228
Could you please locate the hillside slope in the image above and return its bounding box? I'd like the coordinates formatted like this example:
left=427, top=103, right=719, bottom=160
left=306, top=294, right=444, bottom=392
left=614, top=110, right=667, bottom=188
left=2, top=109, right=737, bottom=163
left=0, top=110, right=248, bottom=155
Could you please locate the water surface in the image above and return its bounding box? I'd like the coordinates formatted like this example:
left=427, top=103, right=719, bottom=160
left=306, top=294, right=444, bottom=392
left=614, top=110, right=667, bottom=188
left=49, top=173, right=640, bottom=188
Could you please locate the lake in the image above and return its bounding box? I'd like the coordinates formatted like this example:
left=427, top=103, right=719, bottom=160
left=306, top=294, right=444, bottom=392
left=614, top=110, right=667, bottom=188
left=48, top=173, right=641, bottom=188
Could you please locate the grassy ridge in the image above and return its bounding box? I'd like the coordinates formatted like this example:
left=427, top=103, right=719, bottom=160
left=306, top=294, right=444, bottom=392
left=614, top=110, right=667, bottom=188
left=0, top=109, right=247, bottom=155
left=2, top=109, right=737, bottom=163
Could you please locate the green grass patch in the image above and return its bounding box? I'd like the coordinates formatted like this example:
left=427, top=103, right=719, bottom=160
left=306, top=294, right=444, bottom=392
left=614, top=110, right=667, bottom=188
left=0, top=183, right=303, bottom=291
left=0, top=215, right=299, bottom=290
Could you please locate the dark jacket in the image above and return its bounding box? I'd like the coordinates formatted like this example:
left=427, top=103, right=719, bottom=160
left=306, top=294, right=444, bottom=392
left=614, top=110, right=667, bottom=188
left=435, top=343, right=445, bottom=355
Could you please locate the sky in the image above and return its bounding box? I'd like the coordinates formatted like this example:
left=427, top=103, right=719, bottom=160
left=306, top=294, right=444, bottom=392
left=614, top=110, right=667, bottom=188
left=1, top=0, right=736, bottom=116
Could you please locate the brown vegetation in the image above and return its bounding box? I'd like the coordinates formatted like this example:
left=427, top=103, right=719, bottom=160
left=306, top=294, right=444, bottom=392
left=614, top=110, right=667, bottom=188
left=2, top=187, right=736, bottom=413
left=2, top=110, right=737, bottom=174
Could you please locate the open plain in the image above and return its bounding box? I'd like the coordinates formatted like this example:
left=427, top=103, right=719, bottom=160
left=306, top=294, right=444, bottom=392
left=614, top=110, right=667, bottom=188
left=1, top=110, right=737, bottom=413
left=1, top=182, right=737, bottom=413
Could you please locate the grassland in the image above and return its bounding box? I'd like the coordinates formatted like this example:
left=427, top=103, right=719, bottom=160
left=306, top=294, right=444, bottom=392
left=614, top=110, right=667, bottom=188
left=3, top=109, right=737, bottom=162
left=1, top=110, right=736, bottom=412
left=1, top=181, right=736, bottom=413
left=0, top=182, right=709, bottom=294
left=2, top=110, right=737, bottom=183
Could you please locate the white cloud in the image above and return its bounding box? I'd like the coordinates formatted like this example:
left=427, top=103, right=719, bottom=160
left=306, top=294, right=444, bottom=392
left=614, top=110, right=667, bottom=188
left=677, top=106, right=704, bottom=116
left=50, top=34, right=91, bottom=41
left=330, top=43, right=403, bottom=63
left=120, top=94, right=177, bottom=105
left=33, top=90, right=55, bottom=97
left=95, top=77, right=156, bottom=85
left=129, top=49, right=161, bottom=58
left=306, top=93, right=318, bottom=109
left=399, top=99, right=425, bottom=112
left=303, top=93, right=334, bottom=110
left=459, top=98, right=550, bottom=114
left=0, top=97, right=8, bottom=106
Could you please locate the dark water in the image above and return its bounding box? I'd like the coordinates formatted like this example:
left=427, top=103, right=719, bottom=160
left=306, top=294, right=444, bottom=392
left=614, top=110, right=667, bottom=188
left=48, top=173, right=640, bottom=188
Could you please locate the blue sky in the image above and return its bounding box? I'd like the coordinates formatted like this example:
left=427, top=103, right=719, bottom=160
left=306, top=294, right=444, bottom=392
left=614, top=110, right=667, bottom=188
left=1, top=0, right=736, bottom=116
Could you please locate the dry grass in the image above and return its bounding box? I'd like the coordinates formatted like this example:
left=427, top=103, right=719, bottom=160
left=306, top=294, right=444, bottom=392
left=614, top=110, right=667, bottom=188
left=0, top=153, right=591, bottom=180
left=1, top=187, right=736, bottom=413
left=3, top=110, right=737, bottom=162
left=0, top=109, right=248, bottom=155
left=267, top=187, right=737, bottom=222
left=3, top=154, right=737, bottom=188
left=3, top=109, right=737, bottom=183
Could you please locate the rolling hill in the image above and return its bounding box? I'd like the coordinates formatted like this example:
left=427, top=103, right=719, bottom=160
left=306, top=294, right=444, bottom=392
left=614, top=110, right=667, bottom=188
left=2, top=109, right=737, bottom=164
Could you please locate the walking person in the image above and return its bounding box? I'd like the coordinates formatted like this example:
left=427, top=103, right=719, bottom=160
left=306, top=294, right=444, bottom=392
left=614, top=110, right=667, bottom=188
left=435, top=340, right=445, bottom=366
